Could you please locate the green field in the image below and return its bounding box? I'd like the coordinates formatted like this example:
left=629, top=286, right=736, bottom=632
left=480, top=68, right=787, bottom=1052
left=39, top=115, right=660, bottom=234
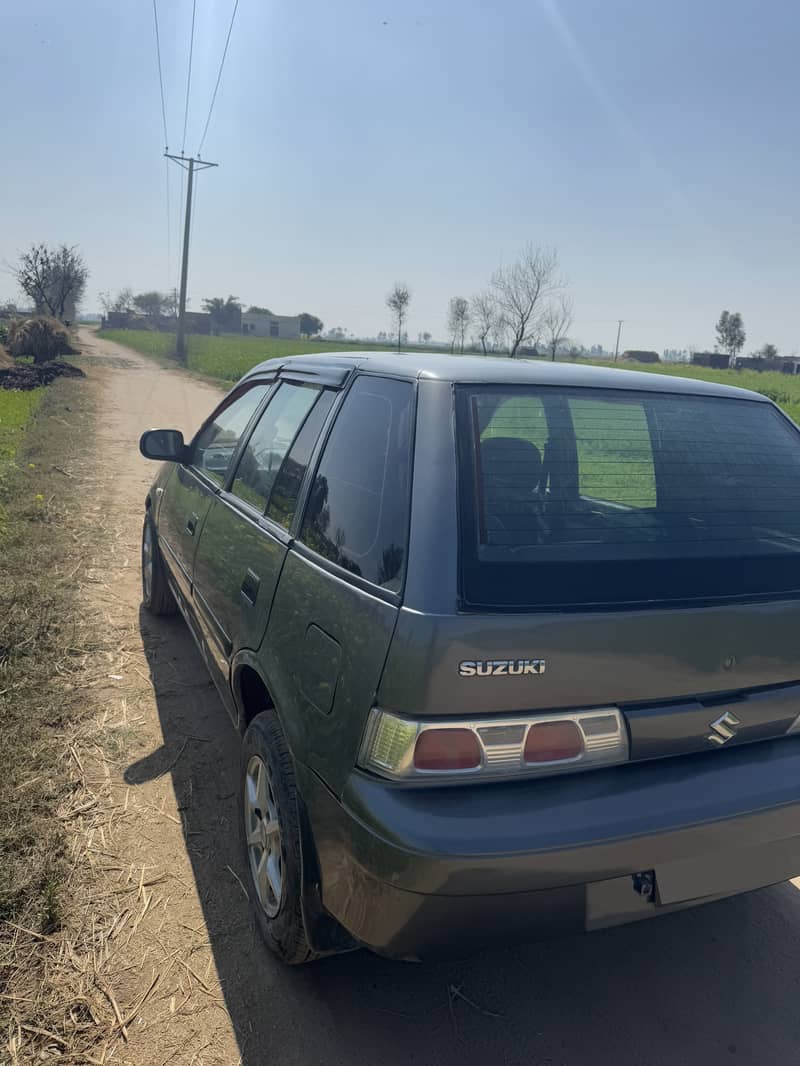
left=97, top=329, right=430, bottom=383
left=99, top=329, right=800, bottom=424
left=0, top=388, right=43, bottom=467
left=0, top=387, right=43, bottom=525
left=600, top=361, right=800, bottom=424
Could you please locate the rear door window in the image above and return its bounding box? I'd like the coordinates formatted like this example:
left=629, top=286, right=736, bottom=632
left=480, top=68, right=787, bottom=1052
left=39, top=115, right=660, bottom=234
left=230, top=383, right=319, bottom=513
left=266, top=390, right=336, bottom=530
left=458, top=385, right=800, bottom=609
left=299, top=375, right=414, bottom=592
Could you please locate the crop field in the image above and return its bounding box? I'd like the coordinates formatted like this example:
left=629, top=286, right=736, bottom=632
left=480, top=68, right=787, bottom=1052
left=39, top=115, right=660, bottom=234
left=98, top=328, right=800, bottom=425
left=97, top=329, right=424, bottom=382
left=604, top=361, right=800, bottom=424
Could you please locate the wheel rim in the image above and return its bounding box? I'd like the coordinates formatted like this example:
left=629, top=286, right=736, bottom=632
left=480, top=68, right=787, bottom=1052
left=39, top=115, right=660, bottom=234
left=142, top=522, right=154, bottom=601
left=244, top=755, right=283, bottom=918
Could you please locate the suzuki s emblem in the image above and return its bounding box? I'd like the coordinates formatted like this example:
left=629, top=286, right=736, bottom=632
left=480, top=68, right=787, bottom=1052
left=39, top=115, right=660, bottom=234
left=458, top=659, right=546, bottom=677
left=706, top=711, right=742, bottom=746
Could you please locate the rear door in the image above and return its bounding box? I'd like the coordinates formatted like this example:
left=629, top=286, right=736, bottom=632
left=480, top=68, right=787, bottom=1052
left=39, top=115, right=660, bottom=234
left=262, top=374, right=416, bottom=795
left=191, top=379, right=337, bottom=689
left=156, top=380, right=271, bottom=607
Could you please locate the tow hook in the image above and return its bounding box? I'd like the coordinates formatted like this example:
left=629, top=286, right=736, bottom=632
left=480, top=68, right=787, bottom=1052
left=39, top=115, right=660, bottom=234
left=632, top=871, right=656, bottom=900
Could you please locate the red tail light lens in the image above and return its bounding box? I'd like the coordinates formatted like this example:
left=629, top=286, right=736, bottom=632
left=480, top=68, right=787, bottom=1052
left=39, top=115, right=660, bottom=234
left=414, top=728, right=482, bottom=771
left=524, top=720, right=583, bottom=763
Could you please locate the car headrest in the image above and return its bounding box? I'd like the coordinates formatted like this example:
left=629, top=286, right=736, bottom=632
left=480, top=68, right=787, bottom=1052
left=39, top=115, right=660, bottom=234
left=480, top=436, right=543, bottom=483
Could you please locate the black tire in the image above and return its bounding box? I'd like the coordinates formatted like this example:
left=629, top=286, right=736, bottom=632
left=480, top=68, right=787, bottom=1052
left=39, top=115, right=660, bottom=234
left=240, top=709, right=317, bottom=965
left=141, top=513, right=176, bottom=616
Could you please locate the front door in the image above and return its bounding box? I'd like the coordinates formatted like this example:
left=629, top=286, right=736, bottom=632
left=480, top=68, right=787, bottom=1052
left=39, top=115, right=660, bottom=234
left=191, top=380, right=337, bottom=690
left=156, top=380, right=271, bottom=610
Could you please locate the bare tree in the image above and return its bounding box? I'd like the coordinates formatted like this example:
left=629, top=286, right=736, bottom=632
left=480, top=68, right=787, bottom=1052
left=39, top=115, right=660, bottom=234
left=447, top=296, right=471, bottom=354
left=541, top=295, right=574, bottom=361
left=386, top=283, right=411, bottom=350
left=491, top=244, right=561, bottom=357
left=99, top=287, right=134, bottom=314
left=14, top=243, right=88, bottom=320
left=471, top=291, right=499, bottom=355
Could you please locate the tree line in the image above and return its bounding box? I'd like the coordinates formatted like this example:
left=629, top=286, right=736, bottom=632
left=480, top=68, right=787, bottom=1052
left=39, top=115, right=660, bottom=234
left=98, top=288, right=324, bottom=338
left=5, top=242, right=785, bottom=363
left=386, top=244, right=574, bottom=359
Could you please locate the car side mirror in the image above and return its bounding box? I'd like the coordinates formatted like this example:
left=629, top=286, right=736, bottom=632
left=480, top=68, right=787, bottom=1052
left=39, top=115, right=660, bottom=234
left=139, top=428, right=189, bottom=463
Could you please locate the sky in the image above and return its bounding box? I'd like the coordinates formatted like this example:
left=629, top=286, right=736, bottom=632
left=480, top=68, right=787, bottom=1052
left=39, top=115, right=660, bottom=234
left=1, top=0, right=799, bottom=354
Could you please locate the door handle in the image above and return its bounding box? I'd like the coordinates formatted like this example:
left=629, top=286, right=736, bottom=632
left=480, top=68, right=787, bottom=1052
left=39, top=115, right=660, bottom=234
left=240, top=569, right=260, bottom=606
left=186, top=512, right=199, bottom=536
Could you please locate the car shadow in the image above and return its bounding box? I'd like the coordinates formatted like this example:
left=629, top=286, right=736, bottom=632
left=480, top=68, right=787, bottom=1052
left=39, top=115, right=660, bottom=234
left=130, top=606, right=800, bottom=1066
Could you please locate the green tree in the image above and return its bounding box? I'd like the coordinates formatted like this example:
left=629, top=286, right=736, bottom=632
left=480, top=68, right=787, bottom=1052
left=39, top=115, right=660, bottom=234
left=202, top=295, right=242, bottom=333
left=715, top=310, right=746, bottom=362
left=246, top=305, right=272, bottom=315
left=133, top=291, right=169, bottom=318
left=299, top=312, right=323, bottom=336
left=760, top=343, right=778, bottom=359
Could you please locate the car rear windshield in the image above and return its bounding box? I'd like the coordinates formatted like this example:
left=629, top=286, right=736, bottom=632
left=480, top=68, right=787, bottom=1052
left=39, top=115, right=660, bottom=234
left=456, top=385, right=800, bottom=609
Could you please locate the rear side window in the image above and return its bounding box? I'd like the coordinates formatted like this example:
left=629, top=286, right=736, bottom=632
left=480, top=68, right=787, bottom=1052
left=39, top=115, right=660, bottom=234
left=266, top=390, right=336, bottom=529
left=300, top=375, right=414, bottom=592
left=231, top=383, right=319, bottom=512
left=458, top=385, right=800, bottom=609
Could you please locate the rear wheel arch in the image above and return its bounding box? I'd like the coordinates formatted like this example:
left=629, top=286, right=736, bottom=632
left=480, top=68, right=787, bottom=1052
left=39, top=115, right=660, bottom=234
left=233, top=660, right=276, bottom=733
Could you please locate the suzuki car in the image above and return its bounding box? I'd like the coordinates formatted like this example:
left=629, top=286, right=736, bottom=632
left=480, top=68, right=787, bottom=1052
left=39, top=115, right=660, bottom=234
left=140, top=353, right=800, bottom=963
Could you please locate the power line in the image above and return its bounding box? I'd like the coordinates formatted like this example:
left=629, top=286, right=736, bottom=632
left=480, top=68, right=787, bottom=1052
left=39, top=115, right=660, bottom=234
left=181, top=0, right=197, bottom=154
left=151, top=0, right=169, bottom=150
left=197, top=0, right=240, bottom=156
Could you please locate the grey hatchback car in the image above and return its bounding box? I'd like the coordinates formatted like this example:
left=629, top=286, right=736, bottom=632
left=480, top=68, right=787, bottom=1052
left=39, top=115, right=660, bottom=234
left=140, top=353, right=800, bottom=963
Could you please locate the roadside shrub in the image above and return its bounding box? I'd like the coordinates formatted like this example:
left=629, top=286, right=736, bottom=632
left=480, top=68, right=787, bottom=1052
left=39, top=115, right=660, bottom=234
left=8, top=317, right=75, bottom=365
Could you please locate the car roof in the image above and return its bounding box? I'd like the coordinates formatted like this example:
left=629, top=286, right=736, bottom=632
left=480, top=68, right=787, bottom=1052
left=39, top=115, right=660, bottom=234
left=243, top=350, right=770, bottom=402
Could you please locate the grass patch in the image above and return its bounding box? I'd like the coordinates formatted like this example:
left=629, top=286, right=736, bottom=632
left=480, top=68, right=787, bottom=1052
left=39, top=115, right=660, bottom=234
left=0, top=387, right=43, bottom=518
left=97, top=328, right=432, bottom=383
left=0, top=378, right=97, bottom=1034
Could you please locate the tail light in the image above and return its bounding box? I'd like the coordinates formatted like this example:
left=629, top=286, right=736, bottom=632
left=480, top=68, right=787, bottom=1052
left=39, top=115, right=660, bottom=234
left=358, top=708, right=628, bottom=782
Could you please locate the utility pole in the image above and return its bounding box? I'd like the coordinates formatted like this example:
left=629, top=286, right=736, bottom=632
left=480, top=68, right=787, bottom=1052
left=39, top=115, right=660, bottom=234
left=165, top=153, right=218, bottom=362
left=614, top=319, right=624, bottom=362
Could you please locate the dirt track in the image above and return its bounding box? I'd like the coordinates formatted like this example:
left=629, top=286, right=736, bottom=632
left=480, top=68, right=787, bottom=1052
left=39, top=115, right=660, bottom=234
left=75, top=327, right=800, bottom=1066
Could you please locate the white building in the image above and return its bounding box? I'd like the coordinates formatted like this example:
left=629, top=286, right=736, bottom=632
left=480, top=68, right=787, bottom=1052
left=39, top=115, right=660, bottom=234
left=242, top=311, right=302, bottom=339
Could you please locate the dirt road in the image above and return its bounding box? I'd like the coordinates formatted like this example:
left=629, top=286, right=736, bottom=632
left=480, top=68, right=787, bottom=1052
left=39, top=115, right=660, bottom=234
left=76, top=328, right=800, bottom=1065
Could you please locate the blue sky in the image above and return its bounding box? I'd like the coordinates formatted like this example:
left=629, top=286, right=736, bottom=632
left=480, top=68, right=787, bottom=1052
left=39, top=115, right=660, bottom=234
left=2, top=0, right=798, bottom=353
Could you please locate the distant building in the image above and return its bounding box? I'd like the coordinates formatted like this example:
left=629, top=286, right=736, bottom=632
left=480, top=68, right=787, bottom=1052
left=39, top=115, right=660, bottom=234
left=691, top=351, right=730, bottom=369
left=101, top=311, right=211, bottom=334
left=621, top=349, right=660, bottom=364
left=242, top=311, right=301, bottom=339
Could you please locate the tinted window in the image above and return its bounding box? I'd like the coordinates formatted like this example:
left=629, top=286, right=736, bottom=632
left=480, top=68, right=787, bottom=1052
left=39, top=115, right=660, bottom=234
left=300, top=375, right=414, bottom=591
left=192, top=384, right=270, bottom=486
left=266, top=390, right=336, bottom=529
left=231, top=383, right=319, bottom=512
left=459, top=385, right=800, bottom=608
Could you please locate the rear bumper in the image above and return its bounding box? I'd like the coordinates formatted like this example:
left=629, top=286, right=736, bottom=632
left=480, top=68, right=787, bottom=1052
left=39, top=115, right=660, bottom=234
left=297, top=736, right=800, bottom=959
